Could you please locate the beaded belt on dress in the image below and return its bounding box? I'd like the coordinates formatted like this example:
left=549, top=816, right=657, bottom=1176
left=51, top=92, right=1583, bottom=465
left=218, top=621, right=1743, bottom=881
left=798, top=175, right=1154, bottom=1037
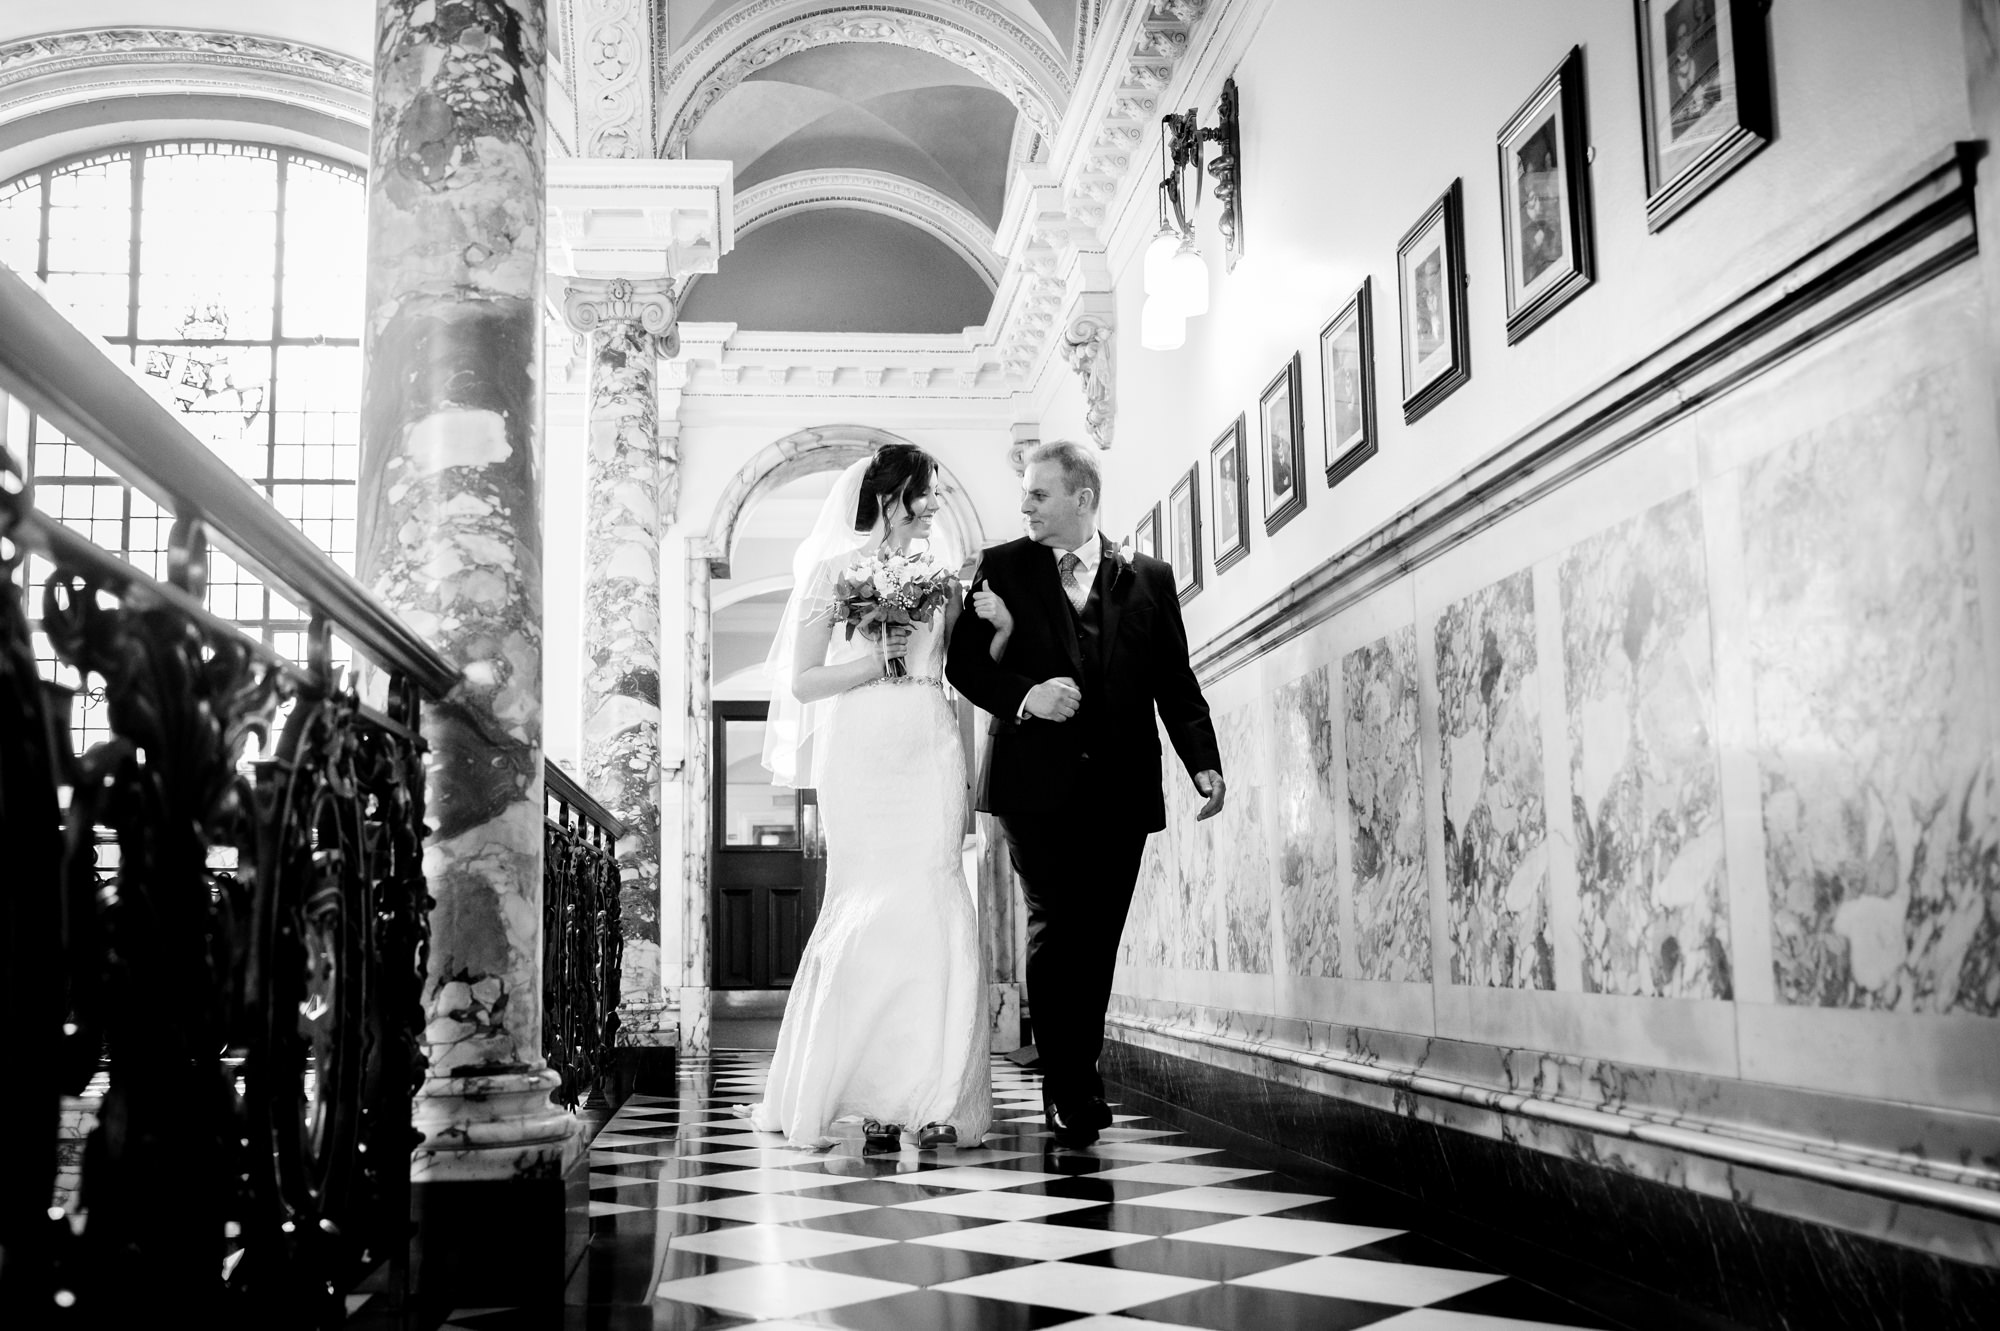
left=854, top=673, right=949, bottom=694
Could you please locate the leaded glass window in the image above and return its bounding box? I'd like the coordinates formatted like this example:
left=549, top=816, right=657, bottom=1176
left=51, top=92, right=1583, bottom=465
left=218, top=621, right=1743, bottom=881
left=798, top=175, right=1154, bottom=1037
left=0, top=142, right=364, bottom=750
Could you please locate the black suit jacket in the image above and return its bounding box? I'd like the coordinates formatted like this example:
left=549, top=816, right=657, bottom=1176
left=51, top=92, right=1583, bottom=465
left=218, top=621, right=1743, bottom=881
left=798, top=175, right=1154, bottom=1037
left=945, top=534, right=1221, bottom=833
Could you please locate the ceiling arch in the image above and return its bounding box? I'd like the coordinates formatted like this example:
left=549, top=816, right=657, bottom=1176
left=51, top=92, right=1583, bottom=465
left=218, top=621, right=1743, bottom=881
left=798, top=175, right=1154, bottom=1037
left=655, top=0, right=1068, bottom=158
left=733, top=168, right=999, bottom=287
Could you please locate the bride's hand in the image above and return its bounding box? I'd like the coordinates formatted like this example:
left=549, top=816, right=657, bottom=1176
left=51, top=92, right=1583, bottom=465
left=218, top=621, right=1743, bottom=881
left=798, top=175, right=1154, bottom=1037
left=970, top=579, right=1014, bottom=635
left=881, top=621, right=913, bottom=668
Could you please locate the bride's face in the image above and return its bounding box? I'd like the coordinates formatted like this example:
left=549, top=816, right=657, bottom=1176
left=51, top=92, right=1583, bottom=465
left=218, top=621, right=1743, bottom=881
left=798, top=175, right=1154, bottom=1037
left=889, top=483, right=938, bottom=540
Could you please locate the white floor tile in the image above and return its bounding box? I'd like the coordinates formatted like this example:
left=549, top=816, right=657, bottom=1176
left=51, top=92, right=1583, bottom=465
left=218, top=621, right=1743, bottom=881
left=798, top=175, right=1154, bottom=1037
left=668, top=1223, right=893, bottom=1263
left=659, top=1193, right=876, bottom=1224
left=914, top=1221, right=1155, bottom=1261
left=1169, top=1216, right=1404, bottom=1255
left=1120, top=1186, right=1330, bottom=1216
left=654, top=1265, right=914, bottom=1318
left=892, top=1190, right=1108, bottom=1221
left=586, top=1200, right=646, bottom=1217
left=933, top=1262, right=1214, bottom=1314
left=877, top=1165, right=1062, bottom=1191
left=1234, top=1255, right=1506, bottom=1306
left=1089, top=1163, right=1269, bottom=1186
left=687, top=1147, right=826, bottom=1167
left=666, top=1166, right=859, bottom=1194
left=1365, top=1310, right=1602, bottom=1330
left=1048, top=1319, right=1209, bottom=1331
left=1075, top=1142, right=1219, bottom=1162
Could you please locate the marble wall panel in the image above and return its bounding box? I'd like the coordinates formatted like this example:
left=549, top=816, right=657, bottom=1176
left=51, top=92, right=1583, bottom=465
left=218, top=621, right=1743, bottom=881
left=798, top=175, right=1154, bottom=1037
left=1122, top=803, right=1179, bottom=970
left=1214, top=703, right=1274, bottom=974
left=1741, top=371, right=2000, bottom=1016
left=1272, top=667, right=1341, bottom=977
left=1343, top=628, right=1431, bottom=982
left=1435, top=569, right=1555, bottom=989
left=1560, top=493, right=1733, bottom=999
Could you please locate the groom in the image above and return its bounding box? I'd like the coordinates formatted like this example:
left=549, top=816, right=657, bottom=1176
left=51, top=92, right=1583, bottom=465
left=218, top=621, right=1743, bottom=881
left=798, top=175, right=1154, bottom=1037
left=947, top=440, right=1224, bottom=1147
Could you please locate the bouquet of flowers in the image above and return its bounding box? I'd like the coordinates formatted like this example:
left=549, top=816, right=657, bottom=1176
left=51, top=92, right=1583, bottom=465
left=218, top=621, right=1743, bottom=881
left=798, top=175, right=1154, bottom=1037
left=832, top=549, right=956, bottom=677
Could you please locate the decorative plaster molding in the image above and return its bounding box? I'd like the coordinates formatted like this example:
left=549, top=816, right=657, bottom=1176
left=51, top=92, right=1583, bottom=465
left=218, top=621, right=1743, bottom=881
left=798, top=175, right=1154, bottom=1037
left=1060, top=295, right=1115, bottom=449
left=732, top=169, right=1001, bottom=287
left=656, top=1, right=1068, bottom=156
left=966, top=0, right=1217, bottom=395
left=559, top=275, right=678, bottom=342
left=574, top=0, right=654, bottom=158
left=0, top=27, right=370, bottom=126
left=586, top=322, right=1014, bottom=405
left=549, top=158, right=735, bottom=278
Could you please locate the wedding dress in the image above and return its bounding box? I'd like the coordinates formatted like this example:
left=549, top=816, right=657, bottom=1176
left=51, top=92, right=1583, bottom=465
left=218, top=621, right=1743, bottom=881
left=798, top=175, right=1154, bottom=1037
left=745, top=460, right=991, bottom=1148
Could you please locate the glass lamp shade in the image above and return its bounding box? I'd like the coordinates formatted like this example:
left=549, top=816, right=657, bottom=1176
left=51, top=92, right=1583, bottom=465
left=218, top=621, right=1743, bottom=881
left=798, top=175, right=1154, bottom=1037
left=1163, top=241, right=1210, bottom=317
left=1139, top=293, right=1187, bottom=350
left=1143, top=228, right=1180, bottom=296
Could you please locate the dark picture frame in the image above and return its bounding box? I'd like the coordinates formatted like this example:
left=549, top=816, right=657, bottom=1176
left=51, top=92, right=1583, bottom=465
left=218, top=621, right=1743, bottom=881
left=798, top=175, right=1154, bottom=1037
left=1498, top=45, right=1596, bottom=342
left=1258, top=355, right=1307, bottom=535
left=1633, top=0, right=1772, bottom=231
left=1134, top=502, right=1162, bottom=561
left=1319, top=278, right=1377, bottom=488
left=1169, top=463, right=1202, bottom=603
left=1211, top=414, right=1251, bottom=572
left=1396, top=178, right=1471, bottom=423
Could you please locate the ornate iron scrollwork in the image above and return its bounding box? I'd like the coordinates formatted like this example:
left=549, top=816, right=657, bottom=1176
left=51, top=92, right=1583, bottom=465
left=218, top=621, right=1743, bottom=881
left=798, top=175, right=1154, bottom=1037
left=0, top=448, right=433, bottom=1326
left=542, top=808, right=622, bottom=1109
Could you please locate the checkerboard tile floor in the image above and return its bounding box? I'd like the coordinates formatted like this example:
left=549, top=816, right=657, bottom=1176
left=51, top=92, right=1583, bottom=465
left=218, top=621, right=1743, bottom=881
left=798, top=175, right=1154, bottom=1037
left=422, top=1047, right=1624, bottom=1327
left=422, top=1048, right=1627, bottom=1330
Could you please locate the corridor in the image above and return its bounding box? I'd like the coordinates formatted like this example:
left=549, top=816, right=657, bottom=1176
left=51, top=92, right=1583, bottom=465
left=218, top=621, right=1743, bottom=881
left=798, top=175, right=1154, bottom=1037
left=407, top=1050, right=1692, bottom=1331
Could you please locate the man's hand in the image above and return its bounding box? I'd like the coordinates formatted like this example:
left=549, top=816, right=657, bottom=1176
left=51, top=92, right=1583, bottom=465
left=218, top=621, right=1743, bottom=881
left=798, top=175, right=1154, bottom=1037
left=1193, top=770, right=1226, bottom=820
left=1022, top=677, right=1082, bottom=722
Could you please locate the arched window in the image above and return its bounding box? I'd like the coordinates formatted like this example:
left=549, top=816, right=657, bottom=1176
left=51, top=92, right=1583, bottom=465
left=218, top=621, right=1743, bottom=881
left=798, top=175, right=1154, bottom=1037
left=0, top=141, right=365, bottom=745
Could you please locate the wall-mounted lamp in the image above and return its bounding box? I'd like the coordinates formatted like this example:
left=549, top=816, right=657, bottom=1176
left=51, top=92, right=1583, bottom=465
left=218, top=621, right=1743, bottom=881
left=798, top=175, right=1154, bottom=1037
left=1140, top=76, right=1242, bottom=352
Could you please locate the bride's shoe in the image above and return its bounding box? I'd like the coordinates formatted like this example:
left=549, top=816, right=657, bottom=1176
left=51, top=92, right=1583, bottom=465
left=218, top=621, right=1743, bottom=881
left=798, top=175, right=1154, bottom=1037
left=916, top=1122, right=957, bottom=1150
left=861, top=1119, right=902, bottom=1153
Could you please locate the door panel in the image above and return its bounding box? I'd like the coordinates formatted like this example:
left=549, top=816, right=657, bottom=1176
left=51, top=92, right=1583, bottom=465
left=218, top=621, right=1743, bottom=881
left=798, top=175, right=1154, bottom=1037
left=711, top=702, right=814, bottom=988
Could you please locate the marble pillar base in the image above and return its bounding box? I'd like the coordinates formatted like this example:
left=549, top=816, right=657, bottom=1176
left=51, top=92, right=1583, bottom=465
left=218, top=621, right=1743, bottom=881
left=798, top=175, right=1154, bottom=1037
left=678, top=985, right=710, bottom=1053
left=1103, top=1038, right=2000, bottom=1331
left=410, top=1069, right=581, bottom=1183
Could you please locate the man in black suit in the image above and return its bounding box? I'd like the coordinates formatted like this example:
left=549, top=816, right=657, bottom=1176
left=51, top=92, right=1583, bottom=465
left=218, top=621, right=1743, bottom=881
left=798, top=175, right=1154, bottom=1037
left=946, top=440, right=1224, bottom=1147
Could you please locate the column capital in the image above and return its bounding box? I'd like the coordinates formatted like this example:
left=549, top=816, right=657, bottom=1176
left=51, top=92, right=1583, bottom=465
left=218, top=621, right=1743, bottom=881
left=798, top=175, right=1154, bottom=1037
left=560, top=275, right=678, bottom=339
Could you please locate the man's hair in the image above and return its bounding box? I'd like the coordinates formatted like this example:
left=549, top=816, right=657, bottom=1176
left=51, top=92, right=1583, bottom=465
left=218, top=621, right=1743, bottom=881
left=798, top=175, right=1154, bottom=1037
left=1027, top=439, right=1103, bottom=510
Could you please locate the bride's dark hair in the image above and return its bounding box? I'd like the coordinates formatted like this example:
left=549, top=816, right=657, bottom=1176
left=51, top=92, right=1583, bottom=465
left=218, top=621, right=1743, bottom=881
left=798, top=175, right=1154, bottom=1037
left=854, top=443, right=937, bottom=531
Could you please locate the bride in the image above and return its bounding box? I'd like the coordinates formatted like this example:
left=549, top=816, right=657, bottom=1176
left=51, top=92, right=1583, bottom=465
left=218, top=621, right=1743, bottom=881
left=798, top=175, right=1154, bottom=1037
left=744, top=444, right=992, bottom=1150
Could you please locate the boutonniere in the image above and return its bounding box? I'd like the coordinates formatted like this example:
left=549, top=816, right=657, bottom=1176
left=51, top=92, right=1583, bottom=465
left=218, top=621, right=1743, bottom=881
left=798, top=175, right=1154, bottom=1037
left=1109, top=540, right=1133, bottom=586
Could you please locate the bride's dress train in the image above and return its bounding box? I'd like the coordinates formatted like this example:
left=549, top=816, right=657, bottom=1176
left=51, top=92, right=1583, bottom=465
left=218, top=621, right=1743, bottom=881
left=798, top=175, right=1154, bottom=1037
left=745, top=616, right=992, bottom=1147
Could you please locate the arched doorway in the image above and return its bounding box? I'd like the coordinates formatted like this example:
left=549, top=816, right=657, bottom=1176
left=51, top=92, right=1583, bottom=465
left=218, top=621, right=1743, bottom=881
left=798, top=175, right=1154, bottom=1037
left=676, top=426, right=986, bottom=1049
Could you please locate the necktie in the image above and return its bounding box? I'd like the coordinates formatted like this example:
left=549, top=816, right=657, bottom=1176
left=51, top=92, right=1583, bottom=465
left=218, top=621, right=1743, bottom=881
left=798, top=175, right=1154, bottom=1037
left=1058, top=551, right=1085, bottom=612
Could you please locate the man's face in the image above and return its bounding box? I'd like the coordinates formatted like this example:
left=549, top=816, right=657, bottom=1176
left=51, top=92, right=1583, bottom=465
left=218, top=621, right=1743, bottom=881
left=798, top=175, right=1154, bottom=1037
left=1021, top=459, right=1092, bottom=548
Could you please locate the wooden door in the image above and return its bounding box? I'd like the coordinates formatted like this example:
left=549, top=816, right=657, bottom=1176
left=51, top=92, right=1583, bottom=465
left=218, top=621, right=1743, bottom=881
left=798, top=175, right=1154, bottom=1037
left=711, top=701, right=814, bottom=988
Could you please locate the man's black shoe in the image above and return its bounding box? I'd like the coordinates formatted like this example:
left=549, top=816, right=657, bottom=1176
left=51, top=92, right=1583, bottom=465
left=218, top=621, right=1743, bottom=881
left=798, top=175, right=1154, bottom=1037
left=1044, top=1102, right=1099, bottom=1149
left=1072, top=1096, right=1113, bottom=1132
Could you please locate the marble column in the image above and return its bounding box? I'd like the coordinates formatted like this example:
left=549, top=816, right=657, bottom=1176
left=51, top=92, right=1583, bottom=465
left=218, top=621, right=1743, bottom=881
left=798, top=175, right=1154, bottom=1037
left=680, top=546, right=713, bottom=1053
left=358, top=0, right=574, bottom=1299
left=560, top=277, right=678, bottom=1053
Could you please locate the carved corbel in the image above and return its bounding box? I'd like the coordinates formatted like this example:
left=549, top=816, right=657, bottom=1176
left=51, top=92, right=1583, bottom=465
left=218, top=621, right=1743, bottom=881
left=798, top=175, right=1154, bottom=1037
left=1060, top=299, right=1116, bottom=450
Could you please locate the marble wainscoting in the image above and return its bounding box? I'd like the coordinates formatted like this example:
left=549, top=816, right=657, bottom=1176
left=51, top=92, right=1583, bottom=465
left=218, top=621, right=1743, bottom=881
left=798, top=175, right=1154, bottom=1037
left=1101, top=1026, right=2000, bottom=1331
left=1739, top=367, right=2000, bottom=1017
left=1271, top=666, right=1341, bottom=977
left=1343, top=627, right=1430, bottom=982
left=1215, top=703, right=1276, bottom=974
left=1559, top=493, right=1732, bottom=999
left=1434, top=568, right=1555, bottom=991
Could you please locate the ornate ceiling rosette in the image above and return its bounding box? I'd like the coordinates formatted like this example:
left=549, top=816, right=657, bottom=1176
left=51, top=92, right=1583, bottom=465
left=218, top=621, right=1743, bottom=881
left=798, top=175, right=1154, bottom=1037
left=655, top=0, right=1069, bottom=158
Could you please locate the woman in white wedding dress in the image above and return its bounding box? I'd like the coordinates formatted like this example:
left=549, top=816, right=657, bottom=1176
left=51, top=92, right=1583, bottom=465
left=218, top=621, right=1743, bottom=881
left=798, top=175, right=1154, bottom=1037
left=744, top=445, right=992, bottom=1150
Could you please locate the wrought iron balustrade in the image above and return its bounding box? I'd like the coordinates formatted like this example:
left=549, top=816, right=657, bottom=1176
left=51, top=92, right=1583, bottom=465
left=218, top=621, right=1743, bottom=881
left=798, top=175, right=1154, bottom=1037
left=0, top=262, right=453, bottom=1327
left=543, top=763, right=624, bottom=1110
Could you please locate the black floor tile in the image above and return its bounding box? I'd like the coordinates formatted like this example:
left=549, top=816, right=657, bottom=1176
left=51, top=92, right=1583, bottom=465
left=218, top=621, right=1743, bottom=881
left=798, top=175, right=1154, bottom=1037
left=1120, top=1282, right=1408, bottom=1330
left=793, top=1207, right=1001, bottom=1242
left=1063, top=1235, right=1310, bottom=1282
left=789, top=1240, right=1037, bottom=1286
left=788, top=1288, right=1082, bottom=1330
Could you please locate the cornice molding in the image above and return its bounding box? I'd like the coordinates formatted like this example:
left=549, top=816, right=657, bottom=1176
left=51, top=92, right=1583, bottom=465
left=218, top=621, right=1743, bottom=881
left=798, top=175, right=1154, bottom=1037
left=655, top=1, right=1069, bottom=156
left=733, top=169, right=1001, bottom=287
left=0, top=27, right=370, bottom=126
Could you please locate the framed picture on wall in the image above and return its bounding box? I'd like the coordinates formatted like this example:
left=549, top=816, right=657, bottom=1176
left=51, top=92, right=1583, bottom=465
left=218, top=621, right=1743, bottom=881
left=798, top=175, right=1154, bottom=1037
left=1498, top=45, right=1596, bottom=341
left=1260, top=354, right=1307, bottom=534
left=1168, top=463, right=1202, bottom=603
left=1319, top=278, right=1377, bottom=487
left=1134, top=502, right=1162, bottom=561
left=1397, top=178, right=1470, bottom=423
left=1211, top=414, right=1251, bottom=573
left=1633, top=0, right=1772, bottom=231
